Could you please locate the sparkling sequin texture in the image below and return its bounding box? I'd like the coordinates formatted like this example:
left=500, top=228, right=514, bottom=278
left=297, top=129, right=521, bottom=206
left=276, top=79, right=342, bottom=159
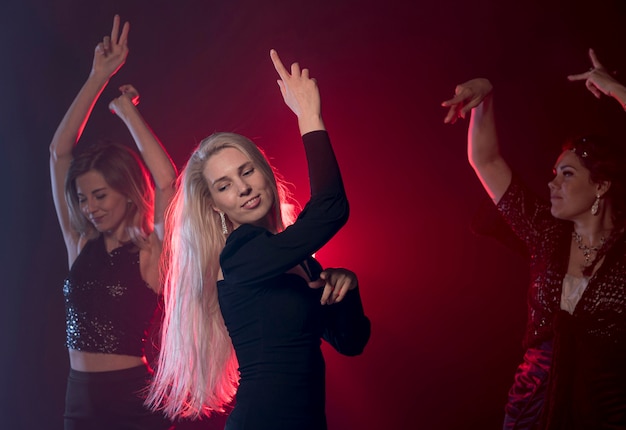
left=63, top=235, right=159, bottom=356
left=497, top=175, right=626, bottom=348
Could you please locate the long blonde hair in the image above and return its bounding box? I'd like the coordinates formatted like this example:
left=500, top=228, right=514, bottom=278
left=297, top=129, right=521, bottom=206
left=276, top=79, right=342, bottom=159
left=147, top=132, right=294, bottom=418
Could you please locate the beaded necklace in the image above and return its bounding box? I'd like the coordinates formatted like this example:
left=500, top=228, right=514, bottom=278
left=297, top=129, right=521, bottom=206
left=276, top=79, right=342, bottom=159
left=572, top=231, right=605, bottom=268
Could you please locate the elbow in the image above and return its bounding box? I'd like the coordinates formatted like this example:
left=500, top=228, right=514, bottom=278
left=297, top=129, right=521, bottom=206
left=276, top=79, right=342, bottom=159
left=337, top=334, right=370, bottom=357
left=155, top=177, right=177, bottom=198
left=49, top=140, right=74, bottom=164
left=49, top=142, right=62, bottom=162
left=338, top=197, right=349, bottom=228
left=468, top=154, right=503, bottom=179
left=468, top=150, right=498, bottom=170
left=156, top=180, right=175, bottom=196
left=336, top=187, right=350, bottom=224
left=339, top=343, right=368, bottom=357
left=333, top=319, right=371, bottom=357
left=320, top=191, right=349, bottom=228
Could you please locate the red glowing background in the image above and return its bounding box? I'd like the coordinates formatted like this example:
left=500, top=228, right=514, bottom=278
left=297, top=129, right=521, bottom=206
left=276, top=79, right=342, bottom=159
left=2, top=1, right=626, bottom=429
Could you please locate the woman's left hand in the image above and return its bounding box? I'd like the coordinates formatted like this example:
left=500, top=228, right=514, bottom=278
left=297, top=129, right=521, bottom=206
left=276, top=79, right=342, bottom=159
left=568, top=48, right=620, bottom=99
left=108, top=84, right=140, bottom=116
left=309, top=268, right=358, bottom=305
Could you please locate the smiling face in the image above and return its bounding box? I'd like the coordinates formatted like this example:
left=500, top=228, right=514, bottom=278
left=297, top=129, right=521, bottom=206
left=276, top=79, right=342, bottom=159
left=548, top=150, right=605, bottom=221
left=203, top=146, right=275, bottom=230
left=75, top=170, right=129, bottom=235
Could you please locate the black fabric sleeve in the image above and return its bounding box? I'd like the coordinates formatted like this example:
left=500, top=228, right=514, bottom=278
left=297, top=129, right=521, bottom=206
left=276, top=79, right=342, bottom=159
left=471, top=194, right=529, bottom=259
left=304, top=130, right=343, bottom=195
left=322, top=287, right=371, bottom=356
left=496, top=173, right=564, bottom=252
left=220, top=130, right=349, bottom=286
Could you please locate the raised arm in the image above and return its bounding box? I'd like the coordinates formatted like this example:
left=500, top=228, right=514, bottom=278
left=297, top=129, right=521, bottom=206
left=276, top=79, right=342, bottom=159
left=49, top=15, right=129, bottom=263
left=568, top=48, right=626, bottom=111
left=442, top=78, right=512, bottom=203
left=270, top=49, right=325, bottom=135
left=108, top=85, right=177, bottom=240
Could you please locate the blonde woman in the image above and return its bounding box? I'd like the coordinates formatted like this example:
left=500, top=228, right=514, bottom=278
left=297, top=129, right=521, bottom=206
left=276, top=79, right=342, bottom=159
left=148, top=50, right=370, bottom=430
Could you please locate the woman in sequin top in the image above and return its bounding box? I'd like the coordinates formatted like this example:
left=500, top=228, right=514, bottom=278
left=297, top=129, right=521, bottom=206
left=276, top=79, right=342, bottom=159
left=442, top=49, right=626, bottom=429
left=49, top=15, right=176, bottom=430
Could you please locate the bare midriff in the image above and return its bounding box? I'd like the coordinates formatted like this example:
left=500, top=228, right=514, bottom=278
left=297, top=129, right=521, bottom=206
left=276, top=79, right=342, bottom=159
left=68, top=349, right=146, bottom=372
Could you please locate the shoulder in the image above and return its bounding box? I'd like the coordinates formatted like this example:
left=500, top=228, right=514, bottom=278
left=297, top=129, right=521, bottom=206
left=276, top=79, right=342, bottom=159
left=68, top=234, right=96, bottom=267
left=497, top=174, right=551, bottom=219
left=222, top=224, right=268, bottom=257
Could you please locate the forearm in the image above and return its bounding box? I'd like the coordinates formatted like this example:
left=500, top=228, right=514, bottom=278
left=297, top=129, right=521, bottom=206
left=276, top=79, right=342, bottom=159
left=49, top=71, right=111, bottom=160
left=115, top=103, right=176, bottom=191
left=303, top=130, right=344, bottom=198
left=115, top=102, right=176, bottom=240
left=607, top=81, right=626, bottom=111
left=468, top=95, right=512, bottom=202
left=49, top=71, right=111, bottom=242
left=298, top=113, right=325, bottom=136
left=323, top=288, right=370, bottom=356
left=468, top=95, right=499, bottom=167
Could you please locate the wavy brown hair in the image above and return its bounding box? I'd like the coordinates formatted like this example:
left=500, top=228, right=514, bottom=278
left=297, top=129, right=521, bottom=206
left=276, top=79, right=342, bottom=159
left=64, top=142, right=154, bottom=246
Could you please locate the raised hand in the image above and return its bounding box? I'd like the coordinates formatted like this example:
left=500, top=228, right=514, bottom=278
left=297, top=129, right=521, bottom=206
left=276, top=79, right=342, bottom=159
left=109, top=84, right=140, bottom=116
left=568, top=48, right=621, bottom=99
left=91, top=14, right=130, bottom=80
left=270, top=49, right=324, bottom=134
left=441, top=78, right=493, bottom=124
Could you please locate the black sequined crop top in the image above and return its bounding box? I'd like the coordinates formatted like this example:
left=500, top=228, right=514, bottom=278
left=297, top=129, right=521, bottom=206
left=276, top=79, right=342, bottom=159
left=63, top=234, right=159, bottom=356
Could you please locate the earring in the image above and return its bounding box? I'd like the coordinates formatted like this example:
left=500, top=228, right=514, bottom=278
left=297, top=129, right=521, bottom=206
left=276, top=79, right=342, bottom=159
left=219, top=212, right=228, bottom=235
left=591, top=194, right=600, bottom=216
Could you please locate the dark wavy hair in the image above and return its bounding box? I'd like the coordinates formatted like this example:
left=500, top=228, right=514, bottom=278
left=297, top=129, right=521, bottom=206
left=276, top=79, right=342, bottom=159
left=563, top=134, right=626, bottom=227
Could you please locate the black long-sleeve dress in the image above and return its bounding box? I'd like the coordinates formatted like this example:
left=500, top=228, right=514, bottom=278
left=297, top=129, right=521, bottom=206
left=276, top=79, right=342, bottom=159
left=217, top=130, right=371, bottom=430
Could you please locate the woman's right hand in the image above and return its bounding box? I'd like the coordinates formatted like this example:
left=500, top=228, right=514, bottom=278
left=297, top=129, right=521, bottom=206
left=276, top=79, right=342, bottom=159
left=90, top=14, right=129, bottom=80
left=270, top=49, right=324, bottom=134
left=441, top=78, right=493, bottom=124
left=309, top=268, right=359, bottom=305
